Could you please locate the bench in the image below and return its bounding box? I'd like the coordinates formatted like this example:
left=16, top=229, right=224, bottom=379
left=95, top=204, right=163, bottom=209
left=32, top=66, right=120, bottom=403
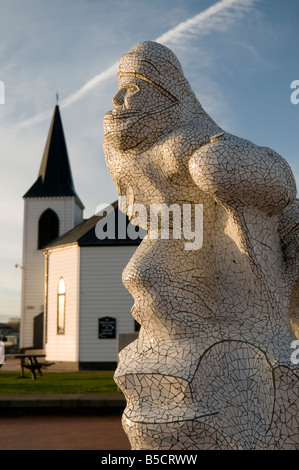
left=17, top=354, right=55, bottom=380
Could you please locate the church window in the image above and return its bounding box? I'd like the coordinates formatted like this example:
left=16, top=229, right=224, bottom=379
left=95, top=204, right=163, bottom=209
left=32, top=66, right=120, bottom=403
left=57, top=277, right=66, bottom=335
left=38, top=209, right=59, bottom=249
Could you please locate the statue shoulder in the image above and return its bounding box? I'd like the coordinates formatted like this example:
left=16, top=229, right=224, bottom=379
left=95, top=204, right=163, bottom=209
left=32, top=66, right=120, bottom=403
left=189, top=134, right=297, bottom=215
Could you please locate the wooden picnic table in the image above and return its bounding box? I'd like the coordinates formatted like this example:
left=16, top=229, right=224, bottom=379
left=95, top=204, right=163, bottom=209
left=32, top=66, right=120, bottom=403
left=6, top=353, right=54, bottom=380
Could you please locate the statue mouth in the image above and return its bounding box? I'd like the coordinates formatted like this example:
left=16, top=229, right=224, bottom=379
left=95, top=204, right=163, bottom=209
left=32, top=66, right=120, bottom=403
left=105, top=109, right=143, bottom=120
left=105, top=101, right=178, bottom=121
left=103, top=110, right=144, bottom=138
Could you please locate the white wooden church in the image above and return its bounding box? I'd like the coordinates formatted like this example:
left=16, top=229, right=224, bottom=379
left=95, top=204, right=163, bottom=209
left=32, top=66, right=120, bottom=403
left=20, top=105, right=143, bottom=370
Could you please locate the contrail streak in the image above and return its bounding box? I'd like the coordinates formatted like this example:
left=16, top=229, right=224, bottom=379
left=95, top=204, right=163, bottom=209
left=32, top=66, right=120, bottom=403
left=156, top=0, right=254, bottom=43
left=18, top=0, right=255, bottom=129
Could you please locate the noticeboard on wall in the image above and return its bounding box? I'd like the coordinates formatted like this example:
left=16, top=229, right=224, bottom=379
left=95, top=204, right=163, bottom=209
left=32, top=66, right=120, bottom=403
left=98, top=316, right=116, bottom=339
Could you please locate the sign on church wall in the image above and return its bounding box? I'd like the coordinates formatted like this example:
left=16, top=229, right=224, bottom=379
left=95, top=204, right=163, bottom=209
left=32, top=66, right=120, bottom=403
left=98, top=316, right=116, bottom=339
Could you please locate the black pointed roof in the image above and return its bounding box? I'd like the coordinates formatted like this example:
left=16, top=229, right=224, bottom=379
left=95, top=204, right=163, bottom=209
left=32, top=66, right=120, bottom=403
left=23, top=105, right=84, bottom=209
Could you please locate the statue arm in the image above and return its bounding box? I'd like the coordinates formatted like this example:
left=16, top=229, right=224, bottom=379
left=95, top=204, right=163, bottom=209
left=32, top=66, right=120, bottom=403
left=279, top=199, right=299, bottom=287
left=188, top=136, right=297, bottom=216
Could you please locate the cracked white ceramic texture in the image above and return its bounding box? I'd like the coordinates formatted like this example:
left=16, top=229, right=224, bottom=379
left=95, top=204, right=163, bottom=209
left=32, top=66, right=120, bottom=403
left=103, top=41, right=299, bottom=450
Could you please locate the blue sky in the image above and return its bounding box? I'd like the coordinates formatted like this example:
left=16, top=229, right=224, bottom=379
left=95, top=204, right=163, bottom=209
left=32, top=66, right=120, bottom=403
left=0, top=0, right=298, bottom=322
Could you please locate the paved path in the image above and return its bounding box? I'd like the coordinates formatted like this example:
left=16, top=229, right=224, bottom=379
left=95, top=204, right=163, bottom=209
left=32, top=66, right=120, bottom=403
left=0, top=358, right=131, bottom=450
left=0, top=358, right=20, bottom=371
left=0, top=393, right=126, bottom=409
left=0, top=414, right=131, bottom=450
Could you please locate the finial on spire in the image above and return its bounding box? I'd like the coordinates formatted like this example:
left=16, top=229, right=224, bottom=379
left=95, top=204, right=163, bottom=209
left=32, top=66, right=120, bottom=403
left=56, top=92, right=59, bottom=105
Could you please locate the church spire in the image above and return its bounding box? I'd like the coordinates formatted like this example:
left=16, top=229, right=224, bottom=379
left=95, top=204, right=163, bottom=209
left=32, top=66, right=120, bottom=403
left=24, top=105, right=84, bottom=209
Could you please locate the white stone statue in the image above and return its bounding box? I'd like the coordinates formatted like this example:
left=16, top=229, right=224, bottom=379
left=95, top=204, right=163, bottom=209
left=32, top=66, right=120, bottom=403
left=103, top=41, right=299, bottom=450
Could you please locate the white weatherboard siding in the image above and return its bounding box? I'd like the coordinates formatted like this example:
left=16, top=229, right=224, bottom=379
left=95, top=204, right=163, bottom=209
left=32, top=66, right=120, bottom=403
left=74, top=200, right=84, bottom=226
left=79, top=246, right=137, bottom=363
left=20, top=197, right=83, bottom=348
left=45, top=245, right=80, bottom=361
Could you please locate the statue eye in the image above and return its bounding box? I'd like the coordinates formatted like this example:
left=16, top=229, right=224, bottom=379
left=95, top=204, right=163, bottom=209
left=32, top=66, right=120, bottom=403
left=126, top=84, right=140, bottom=95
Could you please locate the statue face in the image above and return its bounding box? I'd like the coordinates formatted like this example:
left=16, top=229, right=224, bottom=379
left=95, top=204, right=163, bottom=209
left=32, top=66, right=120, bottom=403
left=104, top=74, right=177, bottom=151
left=112, top=76, right=152, bottom=112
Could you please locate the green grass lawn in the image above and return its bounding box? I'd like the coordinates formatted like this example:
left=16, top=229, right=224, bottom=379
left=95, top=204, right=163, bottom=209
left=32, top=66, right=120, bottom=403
left=0, top=371, right=120, bottom=395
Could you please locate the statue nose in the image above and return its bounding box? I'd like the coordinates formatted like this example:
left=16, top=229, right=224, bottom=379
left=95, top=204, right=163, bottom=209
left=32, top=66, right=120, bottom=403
left=113, top=89, right=125, bottom=106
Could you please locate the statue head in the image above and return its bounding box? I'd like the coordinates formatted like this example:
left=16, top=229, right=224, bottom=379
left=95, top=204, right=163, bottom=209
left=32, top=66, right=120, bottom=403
left=103, top=41, right=207, bottom=152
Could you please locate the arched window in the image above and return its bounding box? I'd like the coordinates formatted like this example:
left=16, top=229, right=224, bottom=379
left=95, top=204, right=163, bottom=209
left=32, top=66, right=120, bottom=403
left=38, top=209, right=59, bottom=249
left=57, top=277, right=66, bottom=335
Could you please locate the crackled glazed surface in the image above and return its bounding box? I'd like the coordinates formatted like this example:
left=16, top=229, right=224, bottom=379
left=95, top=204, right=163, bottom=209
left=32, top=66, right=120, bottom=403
left=103, top=41, right=299, bottom=450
